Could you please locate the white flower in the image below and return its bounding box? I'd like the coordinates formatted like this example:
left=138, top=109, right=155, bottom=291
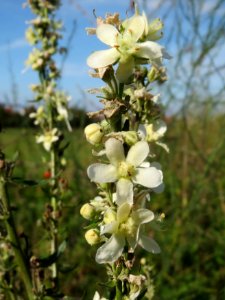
left=87, top=138, right=163, bottom=206
left=87, top=14, right=170, bottom=82
left=36, top=128, right=59, bottom=151
left=29, top=106, right=45, bottom=125
left=138, top=121, right=169, bottom=152
left=54, top=92, right=72, bottom=131
left=139, top=120, right=167, bottom=142
left=142, top=12, right=164, bottom=41
left=96, top=202, right=160, bottom=264
left=90, top=196, right=109, bottom=212
left=93, top=291, right=108, bottom=300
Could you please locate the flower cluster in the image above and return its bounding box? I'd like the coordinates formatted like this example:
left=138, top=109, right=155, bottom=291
left=81, top=9, right=170, bottom=299
left=25, top=0, right=71, bottom=288
left=87, top=12, right=170, bottom=83
left=26, top=0, right=71, bottom=152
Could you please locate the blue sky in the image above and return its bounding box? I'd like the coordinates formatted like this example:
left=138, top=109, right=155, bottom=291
left=0, top=0, right=132, bottom=110
left=0, top=0, right=224, bottom=112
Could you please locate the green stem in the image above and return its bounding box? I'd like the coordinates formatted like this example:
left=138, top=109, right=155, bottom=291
left=118, top=83, right=124, bottom=99
left=6, top=288, right=16, bottom=300
left=43, top=71, right=59, bottom=282
left=50, top=149, right=58, bottom=281
left=0, top=177, right=34, bottom=300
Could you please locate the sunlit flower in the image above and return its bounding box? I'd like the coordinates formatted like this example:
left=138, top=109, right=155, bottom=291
left=93, top=291, right=108, bottom=300
left=29, top=106, right=45, bottom=125
left=140, top=120, right=167, bottom=142
left=87, top=138, right=163, bottom=206
left=54, top=92, right=72, bottom=131
left=87, top=14, right=170, bottom=82
left=138, top=121, right=169, bottom=152
left=128, top=274, right=146, bottom=300
left=96, top=202, right=160, bottom=264
left=36, top=128, right=59, bottom=151
left=26, top=48, right=44, bottom=70
left=90, top=196, right=110, bottom=212
left=142, top=13, right=164, bottom=41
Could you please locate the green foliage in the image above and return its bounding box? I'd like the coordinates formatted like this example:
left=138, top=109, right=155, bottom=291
left=0, top=104, right=89, bottom=129
left=0, top=113, right=224, bottom=299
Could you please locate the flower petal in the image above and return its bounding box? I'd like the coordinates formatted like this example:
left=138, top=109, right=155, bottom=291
left=138, top=235, right=161, bottom=254
left=87, top=48, right=120, bottom=69
left=136, top=41, right=164, bottom=60
left=93, top=291, right=100, bottom=300
left=116, top=178, right=133, bottom=206
left=126, top=141, right=149, bottom=167
left=96, top=234, right=125, bottom=264
left=127, top=235, right=137, bottom=251
left=96, top=24, right=119, bottom=46
left=116, top=57, right=135, bottom=83
left=117, top=202, right=131, bottom=223
left=87, top=163, right=117, bottom=183
left=133, top=167, right=163, bottom=188
left=155, top=120, right=167, bottom=136
left=101, top=221, right=118, bottom=235
left=137, top=124, right=147, bottom=140
left=105, top=138, right=125, bottom=166
left=132, top=208, right=154, bottom=225
left=123, top=15, right=145, bottom=42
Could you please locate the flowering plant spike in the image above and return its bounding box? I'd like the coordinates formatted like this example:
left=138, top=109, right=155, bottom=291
left=25, top=0, right=72, bottom=293
left=82, top=8, right=170, bottom=299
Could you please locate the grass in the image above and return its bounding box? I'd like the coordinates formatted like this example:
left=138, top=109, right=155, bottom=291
left=0, top=115, right=225, bottom=299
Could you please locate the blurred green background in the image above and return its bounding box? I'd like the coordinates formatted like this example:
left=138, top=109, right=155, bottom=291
left=0, top=0, right=225, bottom=299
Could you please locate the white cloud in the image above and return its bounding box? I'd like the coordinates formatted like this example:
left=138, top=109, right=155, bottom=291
left=0, top=38, right=28, bottom=52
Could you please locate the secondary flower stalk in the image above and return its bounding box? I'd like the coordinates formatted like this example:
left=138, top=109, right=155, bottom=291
left=26, top=0, right=71, bottom=292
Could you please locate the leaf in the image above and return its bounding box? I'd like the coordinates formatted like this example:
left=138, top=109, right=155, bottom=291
left=98, top=280, right=116, bottom=288
left=34, top=240, right=67, bottom=268
left=84, top=222, right=99, bottom=230
left=136, top=288, right=147, bottom=300
left=58, top=142, right=70, bottom=157
left=58, top=263, right=78, bottom=274
left=11, top=177, right=39, bottom=186
left=58, top=240, right=67, bottom=254
left=12, top=151, right=19, bottom=162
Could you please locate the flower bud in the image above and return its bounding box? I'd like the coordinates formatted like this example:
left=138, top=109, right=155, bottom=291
left=103, top=209, right=116, bottom=224
left=85, top=229, right=100, bottom=245
left=100, top=119, right=110, bottom=131
left=84, top=123, right=104, bottom=145
left=80, top=203, right=95, bottom=220
left=147, top=66, right=158, bottom=82
left=140, top=257, right=146, bottom=265
left=122, top=131, right=138, bottom=146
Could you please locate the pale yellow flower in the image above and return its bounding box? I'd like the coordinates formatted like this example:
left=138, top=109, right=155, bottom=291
left=36, top=128, right=59, bottom=151
left=87, top=14, right=170, bottom=82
